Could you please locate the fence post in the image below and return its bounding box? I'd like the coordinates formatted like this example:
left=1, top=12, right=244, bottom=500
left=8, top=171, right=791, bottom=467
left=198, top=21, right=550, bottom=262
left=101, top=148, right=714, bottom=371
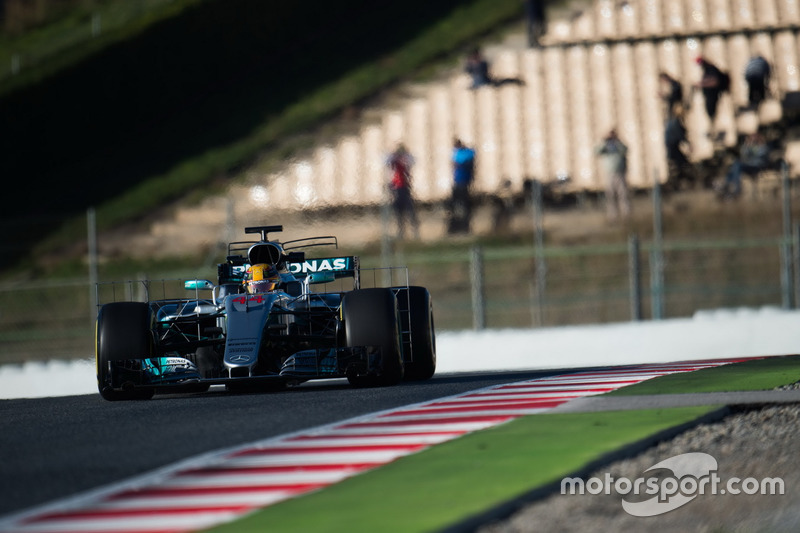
left=532, top=179, right=547, bottom=326
left=628, top=234, right=642, bottom=321
left=650, top=170, right=664, bottom=320
left=780, top=160, right=793, bottom=309
left=794, top=222, right=800, bottom=310
left=380, top=190, right=392, bottom=287
left=470, top=245, right=486, bottom=330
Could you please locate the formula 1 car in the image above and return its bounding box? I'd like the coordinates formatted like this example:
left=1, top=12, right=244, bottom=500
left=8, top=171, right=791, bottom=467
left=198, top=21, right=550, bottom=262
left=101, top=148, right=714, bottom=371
left=95, top=225, right=436, bottom=401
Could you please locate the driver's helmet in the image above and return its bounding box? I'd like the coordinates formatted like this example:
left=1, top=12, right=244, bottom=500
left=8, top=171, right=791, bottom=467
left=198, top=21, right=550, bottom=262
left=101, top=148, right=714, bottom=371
left=245, top=263, right=280, bottom=294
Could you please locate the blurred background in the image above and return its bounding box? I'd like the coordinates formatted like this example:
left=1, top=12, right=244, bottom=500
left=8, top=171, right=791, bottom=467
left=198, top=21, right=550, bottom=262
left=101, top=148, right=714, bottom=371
left=2, top=0, right=800, bottom=364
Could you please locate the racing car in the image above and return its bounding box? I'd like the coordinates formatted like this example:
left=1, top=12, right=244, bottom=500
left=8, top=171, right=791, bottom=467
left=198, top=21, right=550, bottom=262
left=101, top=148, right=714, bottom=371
left=95, top=225, right=436, bottom=401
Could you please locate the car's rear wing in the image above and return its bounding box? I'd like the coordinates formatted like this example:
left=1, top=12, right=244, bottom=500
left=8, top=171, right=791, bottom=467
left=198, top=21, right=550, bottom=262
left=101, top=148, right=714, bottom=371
left=287, top=256, right=360, bottom=288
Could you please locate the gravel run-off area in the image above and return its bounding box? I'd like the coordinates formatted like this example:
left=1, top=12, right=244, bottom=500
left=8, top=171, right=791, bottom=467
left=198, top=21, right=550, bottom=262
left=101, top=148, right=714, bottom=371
left=479, top=398, right=800, bottom=533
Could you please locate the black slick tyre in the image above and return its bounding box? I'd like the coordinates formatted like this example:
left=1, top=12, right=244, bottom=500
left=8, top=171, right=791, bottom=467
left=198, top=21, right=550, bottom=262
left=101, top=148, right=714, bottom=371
left=342, top=288, right=404, bottom=387
left=398, top=286, right=436, bottom=380
left=96, top=302, right=155, bottom=401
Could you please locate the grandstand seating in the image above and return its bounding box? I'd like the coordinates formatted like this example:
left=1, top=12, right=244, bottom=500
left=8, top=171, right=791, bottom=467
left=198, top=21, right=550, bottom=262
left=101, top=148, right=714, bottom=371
left=155, top=0, right=800, bottom=242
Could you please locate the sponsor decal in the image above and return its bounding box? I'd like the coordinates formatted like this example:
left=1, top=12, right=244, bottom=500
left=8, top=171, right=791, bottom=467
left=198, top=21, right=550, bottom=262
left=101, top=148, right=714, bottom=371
left=288, top=257, right=351, bottom=274
left=232, top=294, right=265, bottom=304
left=227, top=340, right=257, bottom=354
left=142, top=357, right=197, bottom=377
left=164, top=357, right=191, bottom=366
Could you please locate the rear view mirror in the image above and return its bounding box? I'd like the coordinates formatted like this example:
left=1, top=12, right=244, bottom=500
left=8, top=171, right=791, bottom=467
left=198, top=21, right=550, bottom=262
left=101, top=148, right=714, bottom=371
left=185, top=279, right=215, bottom=291
left=307, top=272, right=336, bottom=284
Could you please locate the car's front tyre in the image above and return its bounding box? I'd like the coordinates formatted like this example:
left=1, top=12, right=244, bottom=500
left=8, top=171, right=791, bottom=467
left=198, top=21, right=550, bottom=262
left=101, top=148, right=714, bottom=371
left=96, top=302, right=155, bottom=401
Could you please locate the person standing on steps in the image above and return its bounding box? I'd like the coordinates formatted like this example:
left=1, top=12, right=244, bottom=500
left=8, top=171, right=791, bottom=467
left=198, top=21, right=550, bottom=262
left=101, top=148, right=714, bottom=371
left=659, top=71, right=684, bottom=117
left=385, top=143, right=419, bottom=240
left=694, top=56, right=728, bottom=140
left=665, top=105, right=694, bottom=188
left=524, top=0, right=547, bottom=48
left=595, top=129, right=631, bottom=221
left=744, top=54, right=771, bottom=111
left=449, top=138, right=476, bottom=234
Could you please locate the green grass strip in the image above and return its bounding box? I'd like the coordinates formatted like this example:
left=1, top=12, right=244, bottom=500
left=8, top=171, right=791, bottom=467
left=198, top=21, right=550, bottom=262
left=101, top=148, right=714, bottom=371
left=607, top=355, right=800, bottom=396
left=208, top=406, right=714, bottom=533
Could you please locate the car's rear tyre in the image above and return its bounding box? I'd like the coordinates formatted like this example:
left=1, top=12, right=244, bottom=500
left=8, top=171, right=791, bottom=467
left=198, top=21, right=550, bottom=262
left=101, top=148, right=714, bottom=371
left=342, top=288, right=404, bottom=387
left=398, top=287, right=436, bottom=380
left=96, top=302, right=155, bottom=401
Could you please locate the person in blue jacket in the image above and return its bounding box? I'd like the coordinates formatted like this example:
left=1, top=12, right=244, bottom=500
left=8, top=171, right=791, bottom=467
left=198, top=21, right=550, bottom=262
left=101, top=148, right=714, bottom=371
left=449, top=138, right=476, bottom=234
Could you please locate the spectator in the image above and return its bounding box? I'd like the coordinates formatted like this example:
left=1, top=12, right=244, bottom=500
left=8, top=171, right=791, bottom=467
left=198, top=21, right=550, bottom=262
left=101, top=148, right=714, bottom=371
left=386, top=143, right=419, bottom=239
left=595, top=129, right=631, bottom=220
left=465, top=47, right=524, bottom=89
left=664, top=105, right=693, bottom=187
left=466, top=48, right=492, bottom=89
left=717, top=132, right=770, bottom=199
left=744, top=54, right=771, bottom=110
left=492, top=179, right=516, bottom=233
left=694, top=56, right=728, bottom=138
left=449, top=138, right=476, bottom=234
left=658, top=72, right=684, bottom=117
left=524, top=0, right=547, bottom=48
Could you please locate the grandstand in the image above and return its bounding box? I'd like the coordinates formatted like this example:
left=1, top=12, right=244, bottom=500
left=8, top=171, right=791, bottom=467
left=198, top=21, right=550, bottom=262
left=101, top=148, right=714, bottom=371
left=138, top=0, right=800, bottom=254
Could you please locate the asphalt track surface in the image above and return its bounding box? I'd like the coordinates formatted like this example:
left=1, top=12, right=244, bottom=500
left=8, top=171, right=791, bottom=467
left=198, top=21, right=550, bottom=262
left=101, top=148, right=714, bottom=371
left=0, top=369, right=568, bottom=518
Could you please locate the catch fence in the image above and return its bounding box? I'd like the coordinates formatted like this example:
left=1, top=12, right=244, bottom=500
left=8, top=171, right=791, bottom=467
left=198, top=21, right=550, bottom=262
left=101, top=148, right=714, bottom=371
left=1, top=206, right=798, bottom=364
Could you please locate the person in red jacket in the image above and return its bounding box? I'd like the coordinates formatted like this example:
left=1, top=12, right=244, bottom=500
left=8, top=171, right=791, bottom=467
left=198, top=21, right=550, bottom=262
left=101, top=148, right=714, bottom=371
left=386, top=143, right=419, bottom=239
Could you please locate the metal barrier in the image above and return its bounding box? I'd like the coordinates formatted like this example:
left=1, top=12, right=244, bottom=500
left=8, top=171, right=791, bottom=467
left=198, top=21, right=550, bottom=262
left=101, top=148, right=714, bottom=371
left=0, top=231, right=796, bottom=364
left=396, top=234, right=795, bottom=331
